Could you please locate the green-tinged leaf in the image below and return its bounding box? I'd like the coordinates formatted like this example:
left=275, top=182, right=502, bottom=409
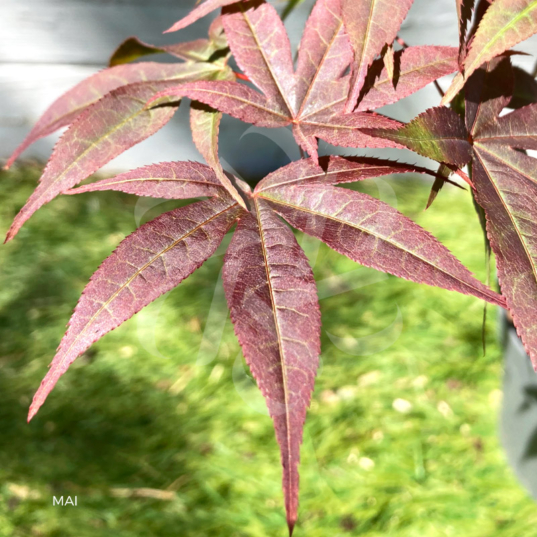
left=443, top=0, right=537, bottom=104
left=5, top=62, right=222, bottom=170
left=362, top=107, right=473, bottom=166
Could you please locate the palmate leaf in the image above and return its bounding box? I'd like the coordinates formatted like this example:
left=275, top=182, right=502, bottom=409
left=342, top=0, right=415, bottom=113
left=443, top=0, right=537, bottom=104
left=256, top=183, right=505, bottom=307
left=223, top=199, right=320, bottom=534
left=26, top=153, right=506, bottom=533
left=363, top=107, right=473, bottom=167
left=155, top=1, right=459, bottom=161
left=4, top=62, right=220, bottom=170
left=28, top=197, right=242, bottom=421
left=154, top=0, right=441, bottom=162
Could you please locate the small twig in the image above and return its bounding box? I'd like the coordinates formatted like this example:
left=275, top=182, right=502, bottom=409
left=433, top=80, right=445, bottom=98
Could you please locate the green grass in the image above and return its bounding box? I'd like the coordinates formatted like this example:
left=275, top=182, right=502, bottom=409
left=0, top=163, right=536, bottom=536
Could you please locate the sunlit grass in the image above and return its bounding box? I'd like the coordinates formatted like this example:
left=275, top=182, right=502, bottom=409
left=0, top=164, right=535, bottom=536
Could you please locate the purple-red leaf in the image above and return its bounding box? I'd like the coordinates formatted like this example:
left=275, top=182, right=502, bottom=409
left=67, top=161, right=226, bottom=199
left=151, top=80, right=289, bottom=127
left=465, top=56, right=514, bottom=137
left=7, top=81, right=186, bottom=242
left=443, top=0, right=537, bottom=104
left=222, top=0, right=295, bottom=114
left=5, top=62, right=221, bottom=170
left=294, top=0, right=353, bottom=115
left=256, top=155, right=439, bottom=192
left=28, top=197, right=241, bottom=421
left=476, top=102, right=537, bottom=149
left=165, top=0, right=243, bottom=33
left=223, top=200, right=320, bottom=532
left=299, top=111, right=403, bottom=151
left=155, top=0, right=409, bottom=162
left=363, top=107, right=472, bottom=167
left=357, top=46, right=459, bottom=111
left=342, top=0, right=414, bottom=113
left=472, top=143, right=537, bottom=367
left=190, top=103, right=248, bottom=209
left=259, top=184, right=505, bottom=307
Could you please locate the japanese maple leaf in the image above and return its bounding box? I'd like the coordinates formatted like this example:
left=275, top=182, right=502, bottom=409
left=151, top=0, right=459, bottom=162
left=24, top=152, right=504, bottom=533
left=366, top=56, right=537, bottom=371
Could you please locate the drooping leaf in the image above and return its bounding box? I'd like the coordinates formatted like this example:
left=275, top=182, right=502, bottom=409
left=465, top=56, right=514, bottom=136
left=363, top=107, right=473, bottom=166
left=342, top=0, right=415, bottom=113
left=357, top=46, right=459, bottom=111
left=223, top=201, right=320, bottom=533
left=5, top=62, right=222, bottom=170
left=443, top=0, right=537, bottom=104
left=472, top=143, right=537, bottom=367
left=28, top=197, right=242, bottom=421
left=67, top=161, right=227, bottom=199
left=259, top=184, right=505, bottom=307
left=256, top=155, right=439, bottom=192
left=165, top=0, right=243, bottom=33
left=190, top=103, right=247, bottom=208
left=6, top=80, right=187, bottom=242
left=110, top=18, right=229, bottom=66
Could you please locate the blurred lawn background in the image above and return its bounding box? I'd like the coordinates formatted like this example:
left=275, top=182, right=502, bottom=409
left=1, top=163, right=537, bottom=537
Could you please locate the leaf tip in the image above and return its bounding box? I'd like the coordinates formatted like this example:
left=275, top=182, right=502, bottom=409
left=287, top=517, right=296, bottom=537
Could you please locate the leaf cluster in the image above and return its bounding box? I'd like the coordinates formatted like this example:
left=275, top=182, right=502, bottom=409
left=5, top=0, right=537, bottom=533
